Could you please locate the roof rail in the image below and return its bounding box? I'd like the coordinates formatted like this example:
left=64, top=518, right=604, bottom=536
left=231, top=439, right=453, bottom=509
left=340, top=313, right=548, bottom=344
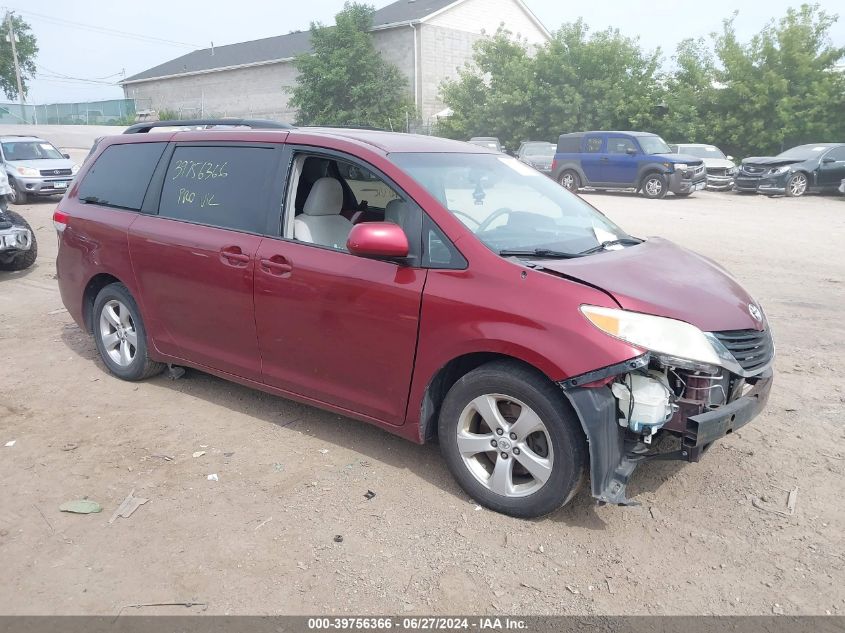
left=123, top=119, right=295, bottom=134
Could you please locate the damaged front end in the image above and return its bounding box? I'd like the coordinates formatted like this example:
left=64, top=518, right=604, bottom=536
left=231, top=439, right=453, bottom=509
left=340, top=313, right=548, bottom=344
left=560, top=327, right=774, bottom=506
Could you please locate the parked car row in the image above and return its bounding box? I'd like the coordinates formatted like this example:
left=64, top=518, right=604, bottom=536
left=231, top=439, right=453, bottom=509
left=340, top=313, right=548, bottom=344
left=500, top=131, right=845, bottom=199
left=0, top=134, right=81, bottom=204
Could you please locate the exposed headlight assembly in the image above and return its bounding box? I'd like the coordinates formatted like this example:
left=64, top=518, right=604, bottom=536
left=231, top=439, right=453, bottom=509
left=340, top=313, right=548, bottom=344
left=673, top=163, right=688, bottom=172
left=769, top=165, right=790, bottom=175
left=580, top=305, right=721, bottom=369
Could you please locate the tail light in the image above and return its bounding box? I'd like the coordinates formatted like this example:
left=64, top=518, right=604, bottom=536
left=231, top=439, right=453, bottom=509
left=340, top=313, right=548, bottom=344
left=53, top=208, right=69, bottom=233
left=551, top=158, right=558, bottom=172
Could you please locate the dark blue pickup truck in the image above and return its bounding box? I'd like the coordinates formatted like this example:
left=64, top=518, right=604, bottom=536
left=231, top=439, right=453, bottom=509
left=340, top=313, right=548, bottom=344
left=551, top=131, right=707, bottom=198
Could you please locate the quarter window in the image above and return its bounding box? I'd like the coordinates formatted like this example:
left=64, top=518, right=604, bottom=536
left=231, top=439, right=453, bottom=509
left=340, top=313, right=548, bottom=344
left=585, top=137, right=604, bottom=153
left=78, top=142, right=167, bottom=211
left=159, top=146, right=278, bottom=233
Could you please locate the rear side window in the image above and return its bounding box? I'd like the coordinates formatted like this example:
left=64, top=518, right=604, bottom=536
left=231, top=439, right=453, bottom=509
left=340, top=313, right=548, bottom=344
left=159, top=145, right=278, bottom=233
left=584, top=137, right=604, bottom=153
left=557, top=135, right=581, bottom=153
left=78, top=142, right=167, bottom=210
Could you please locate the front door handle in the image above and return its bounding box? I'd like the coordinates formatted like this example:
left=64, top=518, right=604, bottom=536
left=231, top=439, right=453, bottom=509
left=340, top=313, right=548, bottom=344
left=259, top=255, right=292, bottom=277
left=220, top=246, right=250, bottom=267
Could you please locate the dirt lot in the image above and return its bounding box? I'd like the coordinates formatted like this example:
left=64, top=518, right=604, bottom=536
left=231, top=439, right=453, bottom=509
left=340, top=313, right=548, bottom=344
left=1, top=154, right=843, bottom=616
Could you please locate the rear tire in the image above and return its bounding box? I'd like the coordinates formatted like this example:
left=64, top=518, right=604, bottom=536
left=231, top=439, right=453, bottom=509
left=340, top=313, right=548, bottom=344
left=438, top=360, right=587, bottom=518
left=92, top=283, right=165, bottom=381
left=558, top=170, right=580, bottom=192
left=640, top=173, right=668, bottom=199
left=0, top=210, right=37, bottom=271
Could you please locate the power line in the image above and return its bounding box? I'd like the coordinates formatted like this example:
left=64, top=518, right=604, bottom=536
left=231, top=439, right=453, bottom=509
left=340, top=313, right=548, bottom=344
left=5, top=8, right=200, bottom=49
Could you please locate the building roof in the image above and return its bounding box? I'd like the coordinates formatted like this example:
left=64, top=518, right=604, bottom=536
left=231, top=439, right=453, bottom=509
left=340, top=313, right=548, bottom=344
left=122, top=0, right=458, bottom=84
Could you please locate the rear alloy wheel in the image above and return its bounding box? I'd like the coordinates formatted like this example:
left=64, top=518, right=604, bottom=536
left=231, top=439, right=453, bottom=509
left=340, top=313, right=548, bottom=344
left=640, top=173, right=668, bottom=199
left=438, top=361, right=586, bottom=518
left=785, top=172, right=808, bottom=197
left=93, top=283, right=165, bottom=381
left=558, top=170, right=580, bottom=192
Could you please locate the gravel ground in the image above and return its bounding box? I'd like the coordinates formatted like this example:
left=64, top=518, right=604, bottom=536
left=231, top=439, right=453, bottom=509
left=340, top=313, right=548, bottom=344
left=1, top=157, right=843, bottom=616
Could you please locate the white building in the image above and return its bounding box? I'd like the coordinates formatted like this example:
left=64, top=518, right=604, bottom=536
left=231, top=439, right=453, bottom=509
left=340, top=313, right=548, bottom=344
left=120, top=0, right=550, bottom=123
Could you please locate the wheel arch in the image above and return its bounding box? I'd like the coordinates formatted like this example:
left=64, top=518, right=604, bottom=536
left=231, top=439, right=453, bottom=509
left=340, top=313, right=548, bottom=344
left=417, top=352, right=563, bottom=444
left=81, top=273, right=123, bottom=333
left=554, top=162, right=587, bottom=185
left=637, top=164, right=670, bottom=188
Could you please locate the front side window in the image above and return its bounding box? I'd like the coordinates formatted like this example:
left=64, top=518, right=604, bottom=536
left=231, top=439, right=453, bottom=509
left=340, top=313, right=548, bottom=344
left=159, top=145, right=277, bottom=233
left=391, top=153, right=630, bottom=256
left=287, top=152, right=420, bottom=258
left=608, top=138, right=637, bottom=154
left=824, top=146, right=845, bottom=162
left=78, top=142, right=167, bottom=211
left=1, top=140, right=64, bottom=161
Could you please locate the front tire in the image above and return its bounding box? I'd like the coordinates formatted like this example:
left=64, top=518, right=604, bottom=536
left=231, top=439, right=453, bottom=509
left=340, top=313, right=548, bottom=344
left=785, top=172, right=808, bottom=197
left=92, top=283, right=165, bottom=381
left=558, top=170, right=581, bottom=192
left=438, top=361, right=587, bottom=518
left=640, top=173, right=668, bottom=199
left=9, top=181, right=27, bottom=205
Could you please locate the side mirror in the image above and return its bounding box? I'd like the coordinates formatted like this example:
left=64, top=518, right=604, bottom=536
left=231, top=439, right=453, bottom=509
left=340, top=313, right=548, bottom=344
left=62, top=153, right=71, bottom=159
left=347, top=222, right=409, bottom=260
left=626, top=147, right=638, bottom=156
left=822, top=156, right=836, bottom=164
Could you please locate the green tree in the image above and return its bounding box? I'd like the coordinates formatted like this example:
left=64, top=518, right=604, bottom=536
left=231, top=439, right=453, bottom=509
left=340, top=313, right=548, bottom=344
left=439, top=21, right=663, bottom=149
left=0, top=13, right=38, bottom=101
left=289, top=2, right=413, bottom=129
left=710, top=4, right=845, bottom=158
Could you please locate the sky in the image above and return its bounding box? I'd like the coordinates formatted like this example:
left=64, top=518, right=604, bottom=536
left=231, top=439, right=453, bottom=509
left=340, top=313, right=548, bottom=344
left=6, top=0, right=845, bottom=105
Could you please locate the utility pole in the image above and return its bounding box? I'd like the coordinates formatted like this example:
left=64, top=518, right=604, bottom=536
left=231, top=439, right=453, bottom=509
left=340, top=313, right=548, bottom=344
left=5, top=12, right=26, bottom=118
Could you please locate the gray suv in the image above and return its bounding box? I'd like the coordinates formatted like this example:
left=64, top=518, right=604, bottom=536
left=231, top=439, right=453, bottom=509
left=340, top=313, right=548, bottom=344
left=1, top=135, right=79, bottom=204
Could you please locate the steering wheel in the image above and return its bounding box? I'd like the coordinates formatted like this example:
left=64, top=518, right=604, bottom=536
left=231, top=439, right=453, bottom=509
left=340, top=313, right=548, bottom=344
left=477, top=208, right=514, bottom=233
left=450, top=209, right=481, bottom=228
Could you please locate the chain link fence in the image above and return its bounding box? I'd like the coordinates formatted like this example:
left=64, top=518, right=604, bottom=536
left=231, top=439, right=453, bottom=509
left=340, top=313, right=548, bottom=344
left=0, top=99, right=151, bottom=125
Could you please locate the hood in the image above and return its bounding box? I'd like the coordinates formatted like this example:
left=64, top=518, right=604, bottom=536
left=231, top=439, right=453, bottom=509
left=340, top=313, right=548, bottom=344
left=701, top=157, right=736, bottom=169
left=535, top=237, right=763, bottom=333
left=659, top=153, right=703, bottom=166
left=742, top=156, right=807, bottom=168
left=7, top=158, right=75, bottom=173
left=525, top=156, right=553, bottom=168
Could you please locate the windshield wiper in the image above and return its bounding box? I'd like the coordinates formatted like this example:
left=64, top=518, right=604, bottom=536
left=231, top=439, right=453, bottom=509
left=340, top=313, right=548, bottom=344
left=499, top=248, right=580, bottom=259
left=577, top=238, right=642, bottom=256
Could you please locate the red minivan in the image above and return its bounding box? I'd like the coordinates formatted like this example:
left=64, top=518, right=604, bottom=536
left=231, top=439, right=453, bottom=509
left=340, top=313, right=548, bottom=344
left=55, top=120, right=773, bottom=518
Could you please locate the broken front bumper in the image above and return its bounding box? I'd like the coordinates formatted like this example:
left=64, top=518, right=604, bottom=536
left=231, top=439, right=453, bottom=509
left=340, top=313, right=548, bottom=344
left=560, top=357, right=773, bottom=505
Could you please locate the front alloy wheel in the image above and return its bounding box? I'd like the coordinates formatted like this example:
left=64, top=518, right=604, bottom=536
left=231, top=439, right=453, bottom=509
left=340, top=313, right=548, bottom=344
left=786, top=172, right=808, bottom=197
left=438, top=360, right=587, bottom=518
left=457, top=394, right=554, bottom=498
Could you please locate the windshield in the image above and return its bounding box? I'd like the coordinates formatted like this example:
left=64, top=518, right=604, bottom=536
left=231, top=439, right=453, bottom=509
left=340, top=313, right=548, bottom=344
left=639, top=136, right=672, bottom=155
left=1, top=141, right=64, bottom=161
left=391, top=153, right=630, bottom=255
left=679, top=145, right=726, bottom=159
left=523, top=143, right=555, bottom=158
left=777, top=145, right=829, bottom=160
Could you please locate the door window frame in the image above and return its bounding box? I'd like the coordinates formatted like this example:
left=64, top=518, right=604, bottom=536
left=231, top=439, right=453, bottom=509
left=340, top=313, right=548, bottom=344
left=277, top=145, right=426, bottom=266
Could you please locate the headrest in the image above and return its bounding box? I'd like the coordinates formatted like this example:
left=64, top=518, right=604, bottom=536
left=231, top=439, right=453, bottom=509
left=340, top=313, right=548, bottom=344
left=303, top=177, right=343, bottom=216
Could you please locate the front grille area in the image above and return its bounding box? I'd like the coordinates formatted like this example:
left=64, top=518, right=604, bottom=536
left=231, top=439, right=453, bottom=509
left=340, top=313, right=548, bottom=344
left=40, top=168, right=72, bottom=177
left=707, top=167, right=728, bottom=177
left=741, top=165, right=765, bottom=176
left=713, top=329, right=773, bottom=374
